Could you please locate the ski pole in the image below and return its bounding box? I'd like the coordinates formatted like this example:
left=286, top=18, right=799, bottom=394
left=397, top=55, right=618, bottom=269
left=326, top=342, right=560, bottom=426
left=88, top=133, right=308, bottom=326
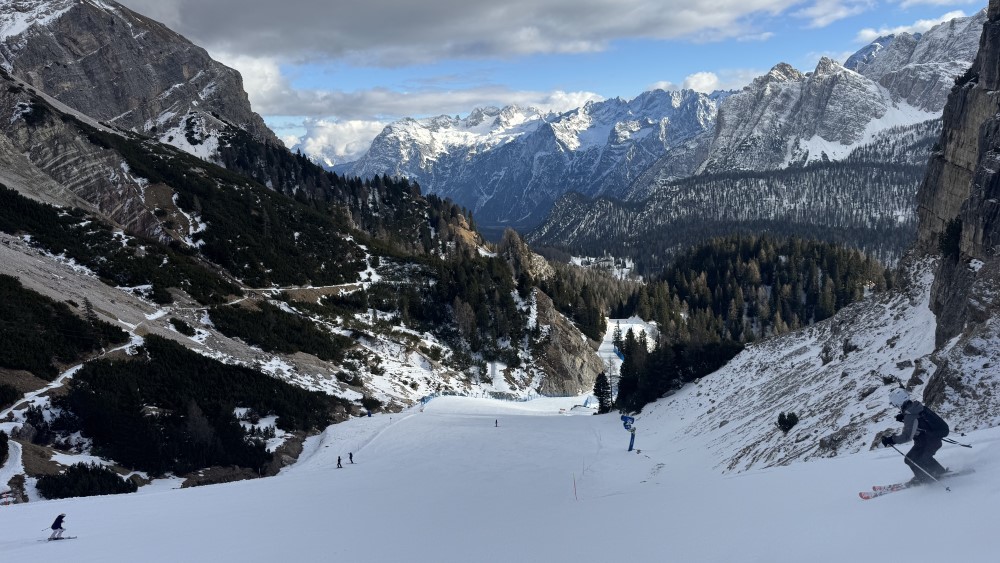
left=942, top=437, right=972, bottom=448
left=890, top=445, right=951, bottom=491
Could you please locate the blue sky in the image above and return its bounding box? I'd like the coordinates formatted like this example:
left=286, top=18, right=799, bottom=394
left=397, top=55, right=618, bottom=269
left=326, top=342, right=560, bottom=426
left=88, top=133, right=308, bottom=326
left=117, top=0, right=986, bottom=162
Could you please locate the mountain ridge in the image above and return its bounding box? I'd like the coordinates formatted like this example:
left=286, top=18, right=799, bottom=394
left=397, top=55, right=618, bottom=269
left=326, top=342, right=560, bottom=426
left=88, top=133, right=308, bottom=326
left=326, top=9, right=985, bottom=233
left=0, top=0, right=279, bottom=159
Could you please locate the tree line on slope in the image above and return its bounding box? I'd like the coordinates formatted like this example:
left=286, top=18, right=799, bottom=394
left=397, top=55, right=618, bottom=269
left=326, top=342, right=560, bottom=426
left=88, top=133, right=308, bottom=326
left=0, top=275, right=129, bottom=380
left=600, top=235, right=886, bottom=412
left=59, top=335, right=346, bottom=476
left=209, top=301, right=354, bottom=363
left=532, top=158, right=926, bottom=275
left=216, top=125, right=480, bottom=257
left=36, top=463, right=137, bottom=499
left=0, top=184, right=240, bottom=305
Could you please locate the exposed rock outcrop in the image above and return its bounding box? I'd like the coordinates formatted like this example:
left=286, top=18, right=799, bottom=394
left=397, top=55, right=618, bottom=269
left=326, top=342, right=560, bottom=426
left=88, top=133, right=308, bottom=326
left=912, top=1, right=1000, bottom=421
left=0, top=0, right=278, bottom=158
left=0, top=72, right=162, bottom=237
left=917, top=2, right=1000, bottom=344
left=533, top=291, right=604, bottom=396
left=700, top=58, right=890, bottom=173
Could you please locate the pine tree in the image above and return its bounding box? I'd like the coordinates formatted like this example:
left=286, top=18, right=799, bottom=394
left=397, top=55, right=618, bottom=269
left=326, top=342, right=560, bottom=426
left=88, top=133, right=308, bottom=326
left=612, top=321, right=623, bottom=351
left=593, top=372, right=613, bottom=414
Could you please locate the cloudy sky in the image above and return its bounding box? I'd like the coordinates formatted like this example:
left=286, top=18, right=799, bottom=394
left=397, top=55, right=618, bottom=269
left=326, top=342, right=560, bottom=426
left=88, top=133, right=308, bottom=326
left=116, top=0, right=985, bottom=163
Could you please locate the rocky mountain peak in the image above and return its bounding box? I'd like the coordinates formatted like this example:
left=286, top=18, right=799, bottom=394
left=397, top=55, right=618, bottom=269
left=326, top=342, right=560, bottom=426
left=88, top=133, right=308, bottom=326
left=844, top=34, right=897, bottom=73
left=466, top=106, right=500, bottom=125
left=0, top=0, right=279, bottom=158
left=812, top=56, right=846, bottom=77
left=759, top=62, right=804, bottom=85
left=343, top=87, right=721, bottom=230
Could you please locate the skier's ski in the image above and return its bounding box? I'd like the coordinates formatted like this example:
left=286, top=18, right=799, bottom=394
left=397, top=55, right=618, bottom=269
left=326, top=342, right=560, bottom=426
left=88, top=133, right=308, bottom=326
left=872, top=468, right=976, bottom=492
left=860, top=486, right=907, bottom=500
left=39, top=536, right=78, bottom=542
left=860, top=468, right=975, bottom=500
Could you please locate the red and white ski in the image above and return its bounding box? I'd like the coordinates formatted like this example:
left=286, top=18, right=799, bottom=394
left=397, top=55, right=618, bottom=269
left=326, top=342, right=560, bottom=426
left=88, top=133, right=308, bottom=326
left=859, top=468, right=975, bottom=500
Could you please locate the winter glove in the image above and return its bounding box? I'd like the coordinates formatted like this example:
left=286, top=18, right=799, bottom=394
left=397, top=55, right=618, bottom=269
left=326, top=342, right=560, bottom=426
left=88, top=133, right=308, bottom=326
left=881, top=436, right=894, bottom=447
left=895, top=413, right=905, bottom=422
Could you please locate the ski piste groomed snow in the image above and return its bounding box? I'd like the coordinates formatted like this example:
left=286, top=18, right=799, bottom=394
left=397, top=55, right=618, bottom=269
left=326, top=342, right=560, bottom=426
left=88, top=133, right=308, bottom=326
left=0, top=394, right=997, bottom=562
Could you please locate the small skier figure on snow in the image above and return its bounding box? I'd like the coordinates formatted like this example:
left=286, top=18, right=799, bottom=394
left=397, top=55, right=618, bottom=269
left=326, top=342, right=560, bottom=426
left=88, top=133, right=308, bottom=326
left=880, top=388, right=950, bottom=484
left=349, top=452, right=354, bottom=464
left=337, top=456, right=343, bottom=468
left=48, top=513, right=67, bottom=540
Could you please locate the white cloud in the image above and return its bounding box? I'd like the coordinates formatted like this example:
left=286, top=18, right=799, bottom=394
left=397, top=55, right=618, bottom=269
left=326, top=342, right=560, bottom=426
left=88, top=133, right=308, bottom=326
left=682, top=72, right=721, bottom=93
left=215, top=53, right=603, bottom=120
left=648, top=81, right=680, bottom=92
left=212, top=53, right=288, bottom=111
left=854, top=10, right=967, bottom=43
left=117, top=0, right=804, bottom=64
left=534, top=91, right=605, bottom=113
left=738, top=31, right=776, bottom=42
left=649, top=69, right=762, bottom=94
left=290, top=119, right=390, bottom=165
left=897, top=0, right=979, bottom=8
left=794, top=0, right=874, bottom=28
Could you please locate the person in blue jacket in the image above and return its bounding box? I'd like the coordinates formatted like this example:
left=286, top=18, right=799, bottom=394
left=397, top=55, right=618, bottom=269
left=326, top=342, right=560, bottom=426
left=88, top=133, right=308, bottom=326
left=49, top=513, right=67, bottom=540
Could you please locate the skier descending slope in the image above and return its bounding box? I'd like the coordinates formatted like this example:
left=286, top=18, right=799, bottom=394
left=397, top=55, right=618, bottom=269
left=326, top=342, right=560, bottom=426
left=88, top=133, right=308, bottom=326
left=48, top=513, right=68, bottom=540
left=880, top=388, right=950, bottom=484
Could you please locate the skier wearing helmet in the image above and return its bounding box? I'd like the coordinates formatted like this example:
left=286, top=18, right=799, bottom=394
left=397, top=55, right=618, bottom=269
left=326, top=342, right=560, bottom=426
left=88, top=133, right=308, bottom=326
left=880, top=388, right=950, bottom=484
left=48, top=513, right=67, bottom=540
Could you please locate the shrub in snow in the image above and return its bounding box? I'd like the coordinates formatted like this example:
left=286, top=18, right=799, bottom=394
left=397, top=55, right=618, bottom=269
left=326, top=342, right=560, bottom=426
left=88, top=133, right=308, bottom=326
left=361, top=396, right=382, bottom=413
left=170, top=317, right=196, bottom=336
left=0, top=383, right=19, bottom=409
left=777, top=412, right=799, bottom=433
left=36, top=463, right=138, bottom=499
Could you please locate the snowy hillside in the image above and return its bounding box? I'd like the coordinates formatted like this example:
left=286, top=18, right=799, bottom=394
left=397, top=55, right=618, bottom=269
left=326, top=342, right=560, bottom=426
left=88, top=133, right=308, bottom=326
left=0, top=392, right=996, bottom=562
left=1, top=258, right=997, bottom=562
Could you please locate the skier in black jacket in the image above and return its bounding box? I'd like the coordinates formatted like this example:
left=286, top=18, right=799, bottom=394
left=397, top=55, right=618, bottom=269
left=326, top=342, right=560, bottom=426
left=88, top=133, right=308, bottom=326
left=48, top=513, right=67, bottom=540
left=880, top=388, right=949, bottom=484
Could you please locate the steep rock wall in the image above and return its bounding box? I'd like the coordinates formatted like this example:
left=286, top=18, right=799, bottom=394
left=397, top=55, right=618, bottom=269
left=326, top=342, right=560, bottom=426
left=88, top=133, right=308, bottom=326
left=911, top=1, right=1000, bottom=421
left=917, top=2, right=1000, bottom=345
left=0, top=0, right=278, bottom=150
left=533, top=291, right=604, bottom=396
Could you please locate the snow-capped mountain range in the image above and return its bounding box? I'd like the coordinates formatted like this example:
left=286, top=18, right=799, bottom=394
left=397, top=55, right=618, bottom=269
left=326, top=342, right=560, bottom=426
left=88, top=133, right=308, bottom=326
left=335, top=90, right=725, bottom=232
left=330, top=9, right=985, bottom=233
left=693, top=9, right=983, bottom=176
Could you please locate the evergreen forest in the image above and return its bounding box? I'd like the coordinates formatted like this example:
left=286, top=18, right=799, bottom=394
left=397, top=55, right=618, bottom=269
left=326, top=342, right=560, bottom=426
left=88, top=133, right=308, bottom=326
left=61, top=336, right=347, bottom=475
left=0, top=275, right=129, bottom=380
left=606, top=235, right=886, bottom=411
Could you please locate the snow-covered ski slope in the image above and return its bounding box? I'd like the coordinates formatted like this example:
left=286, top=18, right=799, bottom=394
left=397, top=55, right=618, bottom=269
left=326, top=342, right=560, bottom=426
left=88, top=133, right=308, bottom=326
left=0, top=394, right=996, bottom=562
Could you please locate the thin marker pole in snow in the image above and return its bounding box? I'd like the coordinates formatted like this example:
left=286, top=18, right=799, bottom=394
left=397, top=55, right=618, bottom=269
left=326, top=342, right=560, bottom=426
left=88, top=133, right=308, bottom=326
left=573, top=473, right=578, bottom=501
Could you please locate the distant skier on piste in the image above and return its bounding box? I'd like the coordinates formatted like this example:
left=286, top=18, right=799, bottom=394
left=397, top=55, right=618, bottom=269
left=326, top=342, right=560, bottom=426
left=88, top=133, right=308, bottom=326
left=880, top=388, right=950, bottom=484
left=48, top=513, right=67, bottom=540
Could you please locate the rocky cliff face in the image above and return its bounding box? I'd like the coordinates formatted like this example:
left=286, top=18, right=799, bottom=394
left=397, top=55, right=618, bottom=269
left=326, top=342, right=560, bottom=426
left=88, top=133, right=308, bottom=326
left=858, top=12, right=984, bottom=112
left=533, top=291, right=605, bottom=396
left=700, top=59, right=892, bottom=173
left=0, top=70, right=162, bottom=237
left=634, top=11, right=981, bottom=188
left=0, top=0, right=278, bottom=159
left=916, top=3, right=1000, bottom=342
left=911, top=0, right=1000, bottom=420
